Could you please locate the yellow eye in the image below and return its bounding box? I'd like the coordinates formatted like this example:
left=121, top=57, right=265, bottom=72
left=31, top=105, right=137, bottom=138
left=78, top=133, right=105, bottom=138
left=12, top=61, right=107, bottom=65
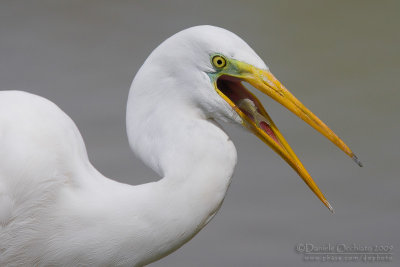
left=212, top=55, right=226, bottom=68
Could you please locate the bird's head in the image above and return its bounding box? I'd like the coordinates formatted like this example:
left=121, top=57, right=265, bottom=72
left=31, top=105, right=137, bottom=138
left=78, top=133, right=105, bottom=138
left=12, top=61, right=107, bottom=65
left=129, top=25, right=361, bottom=211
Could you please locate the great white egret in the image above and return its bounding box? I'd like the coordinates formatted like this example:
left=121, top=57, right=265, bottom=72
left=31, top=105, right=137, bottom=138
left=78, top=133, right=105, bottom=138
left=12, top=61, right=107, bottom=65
left=0, top=25, right=361, bottom=266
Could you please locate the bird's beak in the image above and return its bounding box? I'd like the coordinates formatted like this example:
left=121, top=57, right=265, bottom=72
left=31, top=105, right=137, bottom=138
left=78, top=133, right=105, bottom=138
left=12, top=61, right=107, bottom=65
left=214, top=60, right=361, bottom=212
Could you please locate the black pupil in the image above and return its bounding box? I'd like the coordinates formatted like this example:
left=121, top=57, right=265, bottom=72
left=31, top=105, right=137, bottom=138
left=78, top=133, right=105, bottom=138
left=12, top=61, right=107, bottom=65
left=217, top=59, right=222, bottom=65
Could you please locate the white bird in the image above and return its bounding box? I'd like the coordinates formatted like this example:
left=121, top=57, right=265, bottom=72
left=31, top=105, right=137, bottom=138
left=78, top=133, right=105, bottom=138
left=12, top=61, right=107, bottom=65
left=0, top=25, right=361, bottom=266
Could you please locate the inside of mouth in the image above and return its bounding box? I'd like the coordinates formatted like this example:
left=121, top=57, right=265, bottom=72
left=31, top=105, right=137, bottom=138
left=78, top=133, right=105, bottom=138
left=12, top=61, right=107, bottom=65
left=217, top=75, right=281, bottom=145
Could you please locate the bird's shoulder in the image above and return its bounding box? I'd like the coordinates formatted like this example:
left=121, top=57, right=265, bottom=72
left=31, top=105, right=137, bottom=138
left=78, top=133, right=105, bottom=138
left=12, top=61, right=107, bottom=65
left=0, top=90, right=93, bottom=193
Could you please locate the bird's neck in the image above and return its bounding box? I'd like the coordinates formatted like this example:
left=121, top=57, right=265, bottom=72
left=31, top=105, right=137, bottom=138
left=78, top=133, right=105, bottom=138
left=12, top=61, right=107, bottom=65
left=127, top=98, right=238, bottom=217
left=122, top=90, right=237, bottom=264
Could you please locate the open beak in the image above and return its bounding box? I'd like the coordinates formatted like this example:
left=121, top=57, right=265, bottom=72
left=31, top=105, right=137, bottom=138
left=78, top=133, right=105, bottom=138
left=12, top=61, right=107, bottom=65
left=214, top=60, right=361, bottom=212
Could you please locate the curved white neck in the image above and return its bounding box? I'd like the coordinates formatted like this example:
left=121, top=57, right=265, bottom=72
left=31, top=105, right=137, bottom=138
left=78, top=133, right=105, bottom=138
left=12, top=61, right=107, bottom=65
left=118, top=80, right=237, bottom=265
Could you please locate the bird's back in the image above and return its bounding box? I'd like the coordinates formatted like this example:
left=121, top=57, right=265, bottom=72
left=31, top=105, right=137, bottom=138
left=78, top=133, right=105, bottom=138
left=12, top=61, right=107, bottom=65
left=0, top=91, right=92, bottom=265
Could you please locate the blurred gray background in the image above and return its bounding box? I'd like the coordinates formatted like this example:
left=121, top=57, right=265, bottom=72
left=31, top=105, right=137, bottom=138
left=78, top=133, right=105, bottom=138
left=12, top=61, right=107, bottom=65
left=0, top=0, right=399, bottom=266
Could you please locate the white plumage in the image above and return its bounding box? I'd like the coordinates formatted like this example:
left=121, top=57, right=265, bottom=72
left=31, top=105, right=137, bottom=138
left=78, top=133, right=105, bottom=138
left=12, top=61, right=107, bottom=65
left=0, top=25, right=358, bottom=266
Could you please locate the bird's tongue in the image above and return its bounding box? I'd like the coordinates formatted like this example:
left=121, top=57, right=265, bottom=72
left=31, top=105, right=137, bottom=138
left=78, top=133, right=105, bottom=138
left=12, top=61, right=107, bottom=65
left=259, top=121, right=280, bottom=144
left=238, top=99, right=281, bottom=146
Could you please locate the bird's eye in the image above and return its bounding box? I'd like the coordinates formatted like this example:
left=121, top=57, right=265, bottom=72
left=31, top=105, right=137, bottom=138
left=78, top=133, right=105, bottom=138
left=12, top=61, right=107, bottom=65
left=212, top=55, right=226, bottom=68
